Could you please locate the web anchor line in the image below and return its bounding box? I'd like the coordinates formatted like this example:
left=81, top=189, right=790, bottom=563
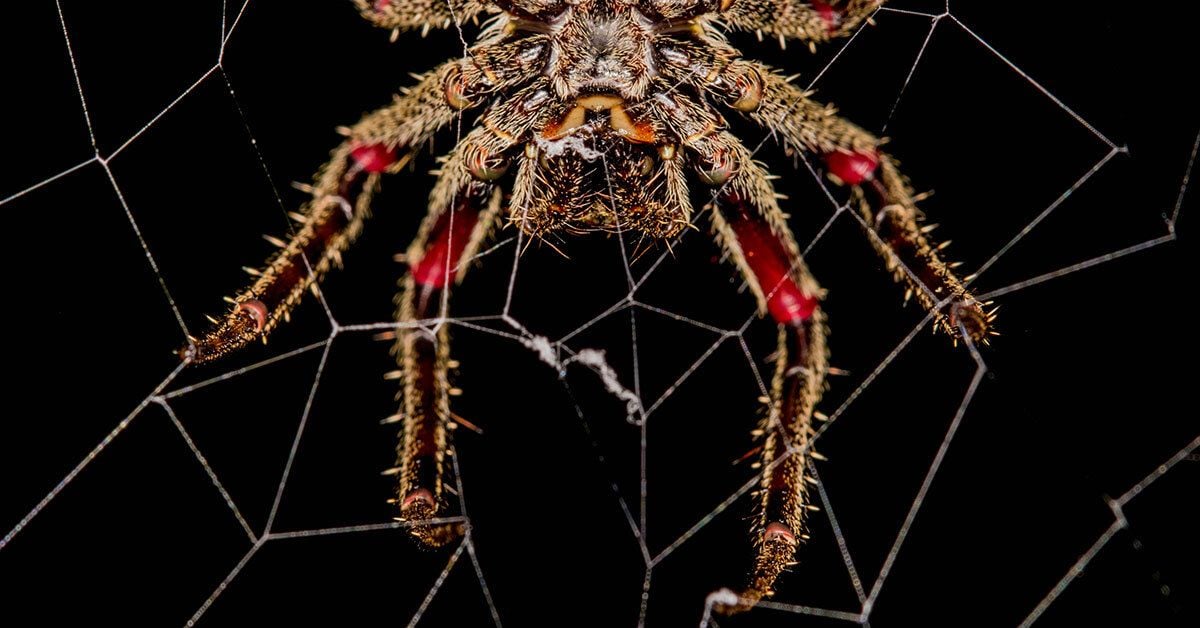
left=1017, top=435, right=1200, bottom=627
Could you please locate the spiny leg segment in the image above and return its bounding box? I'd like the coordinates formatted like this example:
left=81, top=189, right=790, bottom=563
left=689, top=130, right=830, bottom=608
left=720, top=0, right=885, bottom=48
left=705, top=64, right=996, bottom=603
left=722, top=59, right=995, bottom=341
left=180, top=141, right=386, bottom=364
left=389, top=89, right=544, bottom=542
left=845, top=153, right=998, bottom=340
left=654, top=38, right=993, bottom=341
left=183, top=41, right=542, bottom=362
left=389, top=180, right=502, bottom=547
left=354, top=0, right=490, bottom=34
left=714, top=198, right=830, bottom=608
left=181, top=28, right=545, bottom=535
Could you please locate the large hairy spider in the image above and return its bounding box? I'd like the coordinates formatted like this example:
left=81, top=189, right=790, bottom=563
left=184, top=0, right=995, bottom=610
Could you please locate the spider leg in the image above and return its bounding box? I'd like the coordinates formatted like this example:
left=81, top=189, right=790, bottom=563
left=709, top=61, right=994, bottom=341
left=180, top=141, right=385, bottom=364
left=690, top=131, right=829, bottom=610
left=718, top=0, right=885, bottom=48
left=184, top=49, right=545, bottom=363
left=391, top=180, right=503, bottom=548
left=390, top=85, right=548, bottom=542
left=354, top=0, right=490, bottom=34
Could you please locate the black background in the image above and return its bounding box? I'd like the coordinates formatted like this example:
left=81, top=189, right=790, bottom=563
left=1, top=1, right=1196, bottom=626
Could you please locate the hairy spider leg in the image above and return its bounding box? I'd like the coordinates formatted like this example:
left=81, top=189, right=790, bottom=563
left=719, top=195, right=832, bottom=609
left=356, top=0, right=490, bottom=34
left=181, top=143, right=387, bottom=363
left=719, top=0, right=884, bottom=47
left=183, top=41, right=545, bottom=362
left=712, top=60, right=994, bottom=342
left=650, top=31, right=990, bottom=604
left=390, top=184, right=503, bottom=548
left=389, top=90, right=544, bottom=540
left=847, top=154, right=998, bottom=341
left=650, top=32, right=989, bottom=340
left=695, top=133, right=831, bottom=610
left=641, top=72, right=832, bottom=605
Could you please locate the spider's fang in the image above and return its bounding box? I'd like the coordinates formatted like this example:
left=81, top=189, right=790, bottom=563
left=542, top=105, right=588, bottom=140
left=609, top=104, right=656, bottom=144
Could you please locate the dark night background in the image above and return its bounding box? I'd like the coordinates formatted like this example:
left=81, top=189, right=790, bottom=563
left=1, top=1, right=1196, bottom=626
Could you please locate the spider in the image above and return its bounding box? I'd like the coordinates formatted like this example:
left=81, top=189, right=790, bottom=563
left=183, top=0, right=996, bottom=611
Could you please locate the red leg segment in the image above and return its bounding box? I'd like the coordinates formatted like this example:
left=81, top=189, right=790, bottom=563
left=724, top=197, right=820, bottom=325
left=411, top=201, right=480, bottom=290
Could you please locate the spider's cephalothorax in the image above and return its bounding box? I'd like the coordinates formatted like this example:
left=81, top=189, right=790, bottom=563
left=183, top=0, right=996, bottom=612
left=548, top=0, right=655, bottom=98
left=502, top=0, right=696, bottom=237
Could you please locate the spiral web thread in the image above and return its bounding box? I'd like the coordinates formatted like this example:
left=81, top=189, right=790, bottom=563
left=0, top=1, right=1196, bottom=626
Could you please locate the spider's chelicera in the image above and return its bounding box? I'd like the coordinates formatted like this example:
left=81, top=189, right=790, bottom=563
left=184, top=0, right=995, bottom=610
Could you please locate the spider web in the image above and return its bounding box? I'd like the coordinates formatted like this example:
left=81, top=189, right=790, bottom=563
left=1, top=1, right=1197, bottom=625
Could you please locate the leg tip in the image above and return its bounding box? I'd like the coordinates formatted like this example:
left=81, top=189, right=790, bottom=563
left=709, top=588, right=751, bottom=616
left=949, top=298, right=993, bottom=343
